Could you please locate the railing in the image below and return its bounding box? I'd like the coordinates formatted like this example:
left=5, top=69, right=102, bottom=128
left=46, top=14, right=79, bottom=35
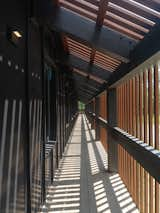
left=86, top=111, right=160, bottom=212
left=115, top=53, right=160, bottom=213
left=86, top=51, right=160, bottom=213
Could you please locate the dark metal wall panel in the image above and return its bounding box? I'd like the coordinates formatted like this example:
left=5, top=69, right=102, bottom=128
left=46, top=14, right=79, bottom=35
left=0, top=24, right=26, bottom=213
left=28, top=22, right=43, bottom=213
left=0, top=3, right=79, bottom=213
left=0, top=1, right=27, bottom=212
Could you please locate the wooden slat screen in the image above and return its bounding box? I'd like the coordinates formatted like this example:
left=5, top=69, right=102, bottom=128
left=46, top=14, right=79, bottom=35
left=99, top=91, right=108, bottom=151
left=93, top=98, right=96, bottom=130
left=117, top=64, right=160, bottom=213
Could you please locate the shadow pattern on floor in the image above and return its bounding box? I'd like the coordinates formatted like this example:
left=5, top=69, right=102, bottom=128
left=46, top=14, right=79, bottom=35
left=41, top=114, right=139, bottom=213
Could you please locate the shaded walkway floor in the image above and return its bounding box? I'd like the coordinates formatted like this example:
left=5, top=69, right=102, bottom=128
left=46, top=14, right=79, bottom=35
left=43, top=114, right=139, bottom=213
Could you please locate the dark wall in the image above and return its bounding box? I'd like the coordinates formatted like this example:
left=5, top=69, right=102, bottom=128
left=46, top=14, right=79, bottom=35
left=28, top=22, right=43, bottom=213
left=0, top=1, right=27, bottom=213
left=0, top=2, right=79, bottom=213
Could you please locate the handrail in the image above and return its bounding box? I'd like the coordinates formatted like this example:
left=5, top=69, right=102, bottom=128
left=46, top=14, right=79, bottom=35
left=86, top=111, right=160, bottom=184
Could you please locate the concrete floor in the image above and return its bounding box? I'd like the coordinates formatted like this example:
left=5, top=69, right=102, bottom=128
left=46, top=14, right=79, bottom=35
left=42, top=114, right=139, bottom=213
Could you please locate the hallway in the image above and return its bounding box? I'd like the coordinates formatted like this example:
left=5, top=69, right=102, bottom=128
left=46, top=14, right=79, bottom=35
left=43, top=114, right=139, bottom=213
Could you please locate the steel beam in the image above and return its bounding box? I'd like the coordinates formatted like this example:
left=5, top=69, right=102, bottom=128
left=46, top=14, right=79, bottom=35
left=56, top=54, right=111, bottom=80
left=79, top=87, right=95, bottom=96
left=48, top=6, right=136, bottom=62
left=108, top=23, right=160, bottom=86
left=86, top=112, right=160, bottom=184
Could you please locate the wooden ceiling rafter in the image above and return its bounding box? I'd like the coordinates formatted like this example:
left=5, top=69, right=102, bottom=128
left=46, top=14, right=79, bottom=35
left=78, top=91, right=92, bottom=98
left=135, top=0, right=160, bottom=11
left=106, top=11, right=149, bottom=33
left=120, top=0, right=160, bottom=17
left=58, top=0, right=160, bottom=42
left=90, top=49, right=96, bottom=65
left=63, top=35, right=122, bottom=74
left=89, top=74, right=106, bottom=84
left=94, top=57, right=118, bottom=67
left=110, top=0, right=160, bottom=22
left=73, top=68, right=105, bottom=84
left=94, top=50, right=122, bottom=71
left=67, top=39, right=91, bottom=50
left=62, top=34, right=69, bottom=53
left=56, top=0, right=160, bottom=99
left=108, top=2, right=155, bottom=27
left=107, top=7, right=153, bottom=31
left=70, top=52, right=91, bottom=62
left=93, top=62, right=115, bottom=72
left=104, top=19, right=144, bottom=40
left=85, top=84, right=99, bottom=92
left=69, top=49, right=91, bottom=58
left=79, top=87, right=95, bottom=96
left=68, top=43, right=91, bottom=52
left=69, top=47, right=91, bottom=56
left=95, top=52, right=121, bottom=65
left=94, top=60, right=118, bottom=70
left=67, top=36, right=92, bottom=62
left=59, top=0, right=98, bottom=22
left=96, top=0, right=109, bottom=26
left=94, top=59, right=120, bottom=69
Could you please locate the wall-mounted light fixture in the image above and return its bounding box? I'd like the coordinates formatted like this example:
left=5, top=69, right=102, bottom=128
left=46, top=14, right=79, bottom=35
left=7, top=27, right=22, bottom=46
left=12, top=31, right=22, bottom=38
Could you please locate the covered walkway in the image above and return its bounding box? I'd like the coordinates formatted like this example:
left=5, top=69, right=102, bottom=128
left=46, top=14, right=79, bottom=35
left=1, top=0, right=160, bottom=212
left=42, top=114, right=139, bottom=213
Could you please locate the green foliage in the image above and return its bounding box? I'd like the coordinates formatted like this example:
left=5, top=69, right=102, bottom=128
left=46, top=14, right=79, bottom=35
left=78, top=101, right=85, bottom=111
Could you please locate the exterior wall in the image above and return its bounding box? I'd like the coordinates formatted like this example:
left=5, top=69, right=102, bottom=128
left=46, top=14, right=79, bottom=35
left=0, top=3, right=78, bottom=213
left=0, top=1, right=27, bottom=212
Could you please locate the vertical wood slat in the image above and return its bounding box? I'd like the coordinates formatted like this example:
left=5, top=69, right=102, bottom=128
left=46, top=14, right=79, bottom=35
left=116, top=63, right=159, bottom=213
left=139, top=73, right=143, bottom=211
left=132, top=77, right=136, bottom=137
left=122, top=84, right=124, bottom=130
left=127, top=81, right=130, bottom=132
left=143, top=70, right=148, bottom=144
left=132, top=78, right=136, bottom=202
left=135, top=76, right=139, bottom=206
left=143, top=70, right=148, bottom=213
left=139, top=73, right=143, bottom=141
left=154, top=64, right=160, bottom=213
left=130, top=80, right=133, bottom=197
left=120, top=85, right=122, bottom=127
left=148, top=67, right=154, bottom=213
left=129, top=79, right=133, bottom=134
left=125, top=82, right=127, bottom=132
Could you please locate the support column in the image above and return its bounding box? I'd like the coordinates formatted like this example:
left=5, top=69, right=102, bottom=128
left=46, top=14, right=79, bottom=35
left=107, top=88, right=118, bottom=172
left=95, top=97, right=100, bottom=141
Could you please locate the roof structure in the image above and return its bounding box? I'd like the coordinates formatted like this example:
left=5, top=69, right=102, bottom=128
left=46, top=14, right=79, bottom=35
left=50, top=0, right=160, bottom=102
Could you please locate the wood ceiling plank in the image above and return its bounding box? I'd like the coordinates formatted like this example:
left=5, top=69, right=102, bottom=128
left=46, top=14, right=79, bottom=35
left=69, top=48, right=91, bottom=57
left=94, top=58, right=119, bottom=69
left=110, top=0, right=160, bottom=22
left=95, top=54, right=121, bottom=65
left=104, top=19, right=144, bottom=40
left=60, top=1, right=97, bottom=21
left=108, top=2, right=155, bottom=26
left=96, top=0, right=109, bottom=26
left=51, top=7, right=134, bottom=62
left=106, top=12, right=149, bottom=34
left=134, top=0, right=160, bottom=12
left=107, top=7, right=153, bottom=29
left=60, top=0, right=98, bottom=15
left=90, top=49, right=96, bottom=64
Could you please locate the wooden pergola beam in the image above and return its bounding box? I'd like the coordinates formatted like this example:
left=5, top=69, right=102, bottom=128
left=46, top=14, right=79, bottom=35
left=49, top=7, right=135, bottom=62
left=96, top=0, right=109, bottom=26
